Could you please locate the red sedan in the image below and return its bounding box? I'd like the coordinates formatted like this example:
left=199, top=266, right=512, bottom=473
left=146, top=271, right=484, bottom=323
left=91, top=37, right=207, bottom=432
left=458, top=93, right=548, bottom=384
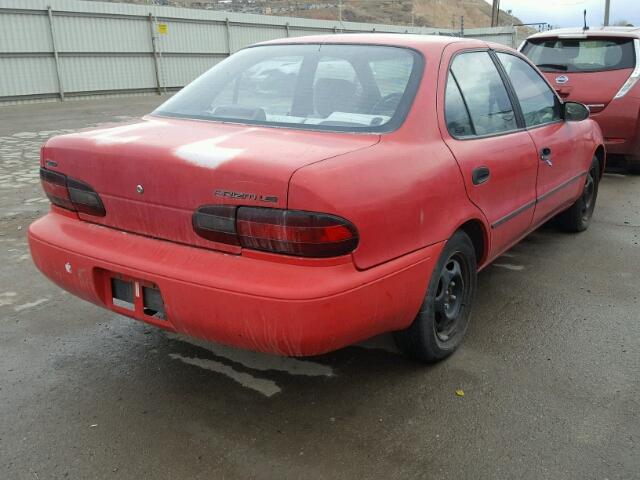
left=521, top=27, right=640, bottom=172
left=29, top=34, right=604, bottom=363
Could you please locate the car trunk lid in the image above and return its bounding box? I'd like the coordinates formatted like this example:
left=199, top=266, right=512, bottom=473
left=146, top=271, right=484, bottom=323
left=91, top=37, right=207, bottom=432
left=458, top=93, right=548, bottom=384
left=540, top=69, right=634, bottom=109
left=522, top=36, right=638, bottom=110
left=42, top=116, right=379, bottom=253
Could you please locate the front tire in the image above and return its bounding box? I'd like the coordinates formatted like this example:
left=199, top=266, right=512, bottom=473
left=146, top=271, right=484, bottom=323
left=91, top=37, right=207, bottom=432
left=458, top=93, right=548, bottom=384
left=556, top=156, right=600, bottom=232
left=394, top=231, right=477, bottom=364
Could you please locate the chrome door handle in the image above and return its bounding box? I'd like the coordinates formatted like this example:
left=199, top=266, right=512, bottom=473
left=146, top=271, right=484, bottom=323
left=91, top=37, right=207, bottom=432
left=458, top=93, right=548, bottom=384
left=540, top=147, right=553, bottom=166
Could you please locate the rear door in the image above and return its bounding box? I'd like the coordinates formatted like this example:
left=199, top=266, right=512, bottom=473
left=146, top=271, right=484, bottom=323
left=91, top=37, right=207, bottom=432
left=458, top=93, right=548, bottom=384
left=494, top=51, right=585, bottom=224
left=440, top=48, right=539, bottom=258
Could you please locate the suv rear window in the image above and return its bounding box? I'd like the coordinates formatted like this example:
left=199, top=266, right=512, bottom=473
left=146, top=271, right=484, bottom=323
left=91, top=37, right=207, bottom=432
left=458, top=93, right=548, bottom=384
left=522, top=38, right=635, bottom=73
left=153, top=44, right=423, bottom=133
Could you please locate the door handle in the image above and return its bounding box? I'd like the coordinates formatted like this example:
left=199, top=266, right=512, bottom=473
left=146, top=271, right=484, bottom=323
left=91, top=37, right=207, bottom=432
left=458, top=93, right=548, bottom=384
left=472, top=166, right=490, bottom=185
left=540, top=147, right=553, bottom=166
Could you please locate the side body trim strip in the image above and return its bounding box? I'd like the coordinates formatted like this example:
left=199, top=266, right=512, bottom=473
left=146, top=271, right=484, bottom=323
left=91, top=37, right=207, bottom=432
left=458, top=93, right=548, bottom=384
left=490, top=170, right=588, bottom=229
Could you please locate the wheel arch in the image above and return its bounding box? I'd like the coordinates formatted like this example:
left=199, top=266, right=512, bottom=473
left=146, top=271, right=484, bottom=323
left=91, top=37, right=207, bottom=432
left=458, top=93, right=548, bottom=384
left=593, top=144, right=606, bottom=178
left=456, top=218, right=489, bottom=267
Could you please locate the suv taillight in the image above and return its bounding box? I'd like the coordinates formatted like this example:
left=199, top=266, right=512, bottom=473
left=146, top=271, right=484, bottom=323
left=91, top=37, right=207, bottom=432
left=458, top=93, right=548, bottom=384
left=193, top=206, right=358, bottom=258
left=40, top=168, right=106, bottom=217
left=615, top=38, right=640, bottom=99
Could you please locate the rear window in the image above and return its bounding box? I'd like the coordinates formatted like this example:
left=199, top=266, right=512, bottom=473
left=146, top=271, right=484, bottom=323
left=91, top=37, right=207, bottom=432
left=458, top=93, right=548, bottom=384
left=522, top=37, right=635, bottom=73
left=153, top=44, right=423, bottom=133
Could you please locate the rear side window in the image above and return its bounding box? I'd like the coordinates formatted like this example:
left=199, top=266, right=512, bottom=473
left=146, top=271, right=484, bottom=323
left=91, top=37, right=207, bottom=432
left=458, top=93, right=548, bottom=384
left=449, top=51, right=517, bottom=136
left=445, top=76, right=474, bottom=137
left=496, top=52, right=562, bottom=128
left=522, top=38, right=635, bottom=73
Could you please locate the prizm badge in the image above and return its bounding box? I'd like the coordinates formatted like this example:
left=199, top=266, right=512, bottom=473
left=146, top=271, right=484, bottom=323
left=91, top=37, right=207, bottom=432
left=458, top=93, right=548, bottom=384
left=555, top=75, right=569, bottom=85
left=214, top=189, right=278, bottom=203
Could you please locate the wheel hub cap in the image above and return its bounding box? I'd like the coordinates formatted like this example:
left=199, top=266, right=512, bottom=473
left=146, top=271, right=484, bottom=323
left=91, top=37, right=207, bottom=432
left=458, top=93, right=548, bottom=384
left=581, top=168, right=596, bottom=221
left=434, top=257, right=465, bottom=341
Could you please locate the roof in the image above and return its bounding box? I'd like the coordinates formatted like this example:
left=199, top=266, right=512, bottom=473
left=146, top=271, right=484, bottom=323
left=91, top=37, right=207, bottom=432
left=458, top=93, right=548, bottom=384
left=528, top=26, right=640, bottom=40
left=256, top=33, right=487, bottom=51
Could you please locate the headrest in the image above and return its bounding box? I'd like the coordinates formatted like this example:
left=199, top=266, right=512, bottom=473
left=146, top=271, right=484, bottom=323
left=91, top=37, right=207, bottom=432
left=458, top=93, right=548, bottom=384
left=314, top=78, right=357, bottom=118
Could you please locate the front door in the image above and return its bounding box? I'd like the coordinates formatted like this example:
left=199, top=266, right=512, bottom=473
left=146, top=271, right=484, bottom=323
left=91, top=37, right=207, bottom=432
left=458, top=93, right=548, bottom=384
left=439, top=48, right=540, bottom=258
left=494, top=51, right=584, bottom=224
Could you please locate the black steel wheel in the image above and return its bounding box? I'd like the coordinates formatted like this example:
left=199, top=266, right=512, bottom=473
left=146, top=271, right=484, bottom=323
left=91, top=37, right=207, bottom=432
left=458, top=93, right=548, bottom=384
left=394, top=230, right=477, bottom=363
left=433, top=255, right=466, bottom=344
left=556, top=156, right=600, bottom=233
left=580, top=162, right=597, bottom=223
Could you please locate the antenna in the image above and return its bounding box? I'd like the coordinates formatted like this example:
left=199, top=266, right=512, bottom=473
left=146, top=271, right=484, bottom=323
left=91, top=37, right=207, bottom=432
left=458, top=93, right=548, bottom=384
left=583, top=9, right=589, bottom=31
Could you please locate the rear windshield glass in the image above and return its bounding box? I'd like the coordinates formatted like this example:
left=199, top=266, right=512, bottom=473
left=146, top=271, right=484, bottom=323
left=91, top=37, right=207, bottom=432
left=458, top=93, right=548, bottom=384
left=153, top=44, right=423, bottom=133
left=522, top=38, right=635, bottom=73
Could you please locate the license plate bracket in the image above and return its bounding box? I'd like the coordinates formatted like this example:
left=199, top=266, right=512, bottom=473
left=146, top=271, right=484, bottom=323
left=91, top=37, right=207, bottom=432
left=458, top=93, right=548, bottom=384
left=108, top=274, right=166, bottom=321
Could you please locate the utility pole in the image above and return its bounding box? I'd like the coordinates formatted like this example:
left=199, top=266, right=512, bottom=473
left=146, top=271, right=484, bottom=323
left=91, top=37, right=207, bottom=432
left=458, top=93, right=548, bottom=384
left=338, top=0, right=342, bottom=24
left=491, top=0, right=500, bottom=27
left=411, top=1, right=415, bottom=27
left=604, top=0, right=611, bottom=26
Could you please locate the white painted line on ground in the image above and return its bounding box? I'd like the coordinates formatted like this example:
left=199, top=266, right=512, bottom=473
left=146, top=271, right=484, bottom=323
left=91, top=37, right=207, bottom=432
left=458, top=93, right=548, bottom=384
left=0, top=291, right=18, bottom=307
left=492, top=263, right=525, bottom=271
left=169, top=353, right=281, bottom=397
left=166, top=332, right=333, bottom=377
left=14, top=297, right=49, bottom=312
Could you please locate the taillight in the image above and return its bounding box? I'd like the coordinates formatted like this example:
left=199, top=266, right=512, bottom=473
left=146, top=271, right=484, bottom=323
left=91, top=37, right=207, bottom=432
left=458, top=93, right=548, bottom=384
left=237, top=208, right=358, bottom=257
left=193, top=206, right=358, bottom=258
left=192, top=205, right=239, bottom=245
left=614, top=38, right=640, bottom=99
left=40, top=168, right=106, bottom=217
left=40, top=168, right=75, bottom=211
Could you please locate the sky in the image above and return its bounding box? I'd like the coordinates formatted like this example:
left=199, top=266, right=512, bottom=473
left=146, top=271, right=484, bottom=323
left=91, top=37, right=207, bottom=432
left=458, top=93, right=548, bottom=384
left=488, top=0, right=640, bottom=28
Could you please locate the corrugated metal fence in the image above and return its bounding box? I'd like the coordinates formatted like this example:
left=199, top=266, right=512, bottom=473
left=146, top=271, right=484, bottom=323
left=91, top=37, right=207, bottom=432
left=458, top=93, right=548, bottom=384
left=0, top=0, right=516, bottom=104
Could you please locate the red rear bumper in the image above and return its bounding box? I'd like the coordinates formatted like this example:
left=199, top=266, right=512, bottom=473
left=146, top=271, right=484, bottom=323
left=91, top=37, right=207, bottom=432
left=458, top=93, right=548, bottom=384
left=28, top=212, right=439, bottom=356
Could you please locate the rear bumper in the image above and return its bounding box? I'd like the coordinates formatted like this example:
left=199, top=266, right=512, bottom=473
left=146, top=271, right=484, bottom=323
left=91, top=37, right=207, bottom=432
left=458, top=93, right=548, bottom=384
left=28, top=212, right=440, bottom=356
left=591, top=96, right=640, bottom=159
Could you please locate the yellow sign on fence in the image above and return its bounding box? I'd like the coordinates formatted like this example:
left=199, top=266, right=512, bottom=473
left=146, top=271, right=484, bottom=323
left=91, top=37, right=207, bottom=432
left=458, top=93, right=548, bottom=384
left=157, top=23, right=168, bottom=35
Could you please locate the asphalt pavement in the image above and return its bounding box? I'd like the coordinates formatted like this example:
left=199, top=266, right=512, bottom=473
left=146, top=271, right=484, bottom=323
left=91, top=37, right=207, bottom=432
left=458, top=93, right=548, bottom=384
left=0, top=96, right=638, bottom=480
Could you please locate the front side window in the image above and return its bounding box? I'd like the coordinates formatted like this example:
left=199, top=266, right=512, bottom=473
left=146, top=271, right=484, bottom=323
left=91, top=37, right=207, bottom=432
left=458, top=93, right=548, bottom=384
left=522, top=38, right=635, bottom=73
left=153, top=44, right=423, bottom=133
left=449, top=51, right=518, bottom=136
left=496, top=52, right=562, bottom=128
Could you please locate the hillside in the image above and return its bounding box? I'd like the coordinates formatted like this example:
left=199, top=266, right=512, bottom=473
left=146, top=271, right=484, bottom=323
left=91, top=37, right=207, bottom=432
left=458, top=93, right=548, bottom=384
left=306, top=0, right=523, bottom=29
left=93, top=0, right=524, bottom=29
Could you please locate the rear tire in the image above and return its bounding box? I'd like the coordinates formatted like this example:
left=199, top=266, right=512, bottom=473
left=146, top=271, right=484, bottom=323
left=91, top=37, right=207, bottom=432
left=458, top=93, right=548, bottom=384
left=394, top=231, right=477, bottom=364
left=556, top=156, right=600, bottom=233
left=628, top=159, right=640, bottom=175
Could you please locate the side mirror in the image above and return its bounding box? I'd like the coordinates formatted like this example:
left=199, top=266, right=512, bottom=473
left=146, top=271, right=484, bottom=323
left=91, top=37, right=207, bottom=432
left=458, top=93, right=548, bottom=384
left=564, top=102, right=590, bottom=122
